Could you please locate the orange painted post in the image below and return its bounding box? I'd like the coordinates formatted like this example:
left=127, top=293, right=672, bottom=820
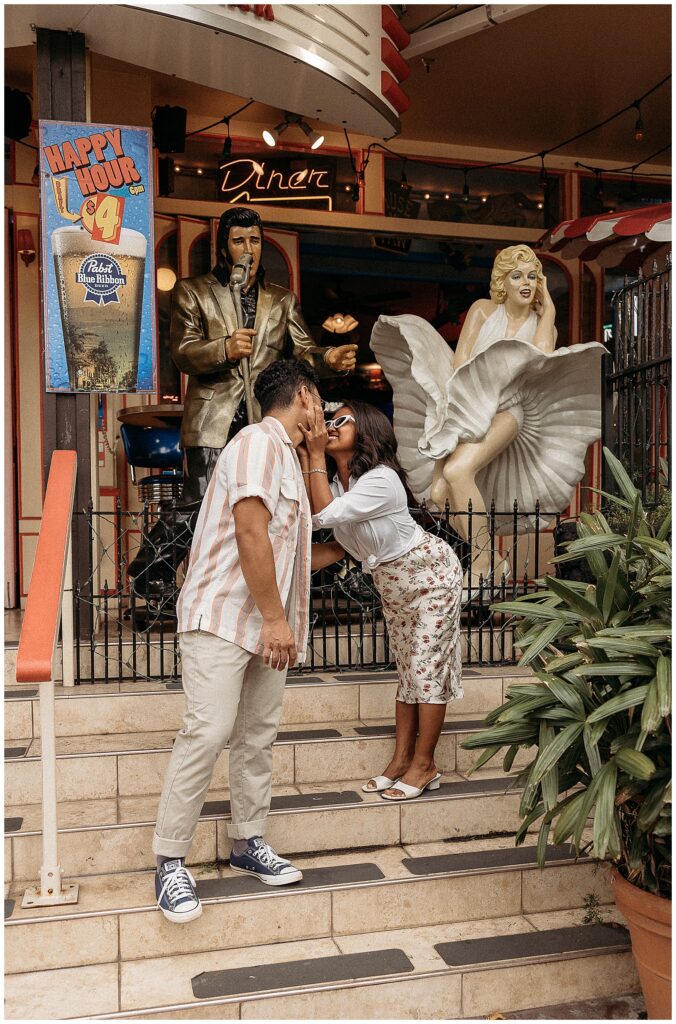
left=17, top=450, right=80, bottom=907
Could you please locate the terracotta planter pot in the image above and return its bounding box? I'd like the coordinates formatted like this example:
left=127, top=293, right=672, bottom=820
left=612, top=867, right=672, bottom=1019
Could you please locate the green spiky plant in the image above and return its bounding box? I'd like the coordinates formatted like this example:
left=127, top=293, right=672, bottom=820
left=461, top=448, right=671, bottom=899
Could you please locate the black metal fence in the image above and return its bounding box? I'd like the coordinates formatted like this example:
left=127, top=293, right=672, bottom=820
left=604, top=261, right=671, bottom=504
left=72, top=499, right=560, bottom=684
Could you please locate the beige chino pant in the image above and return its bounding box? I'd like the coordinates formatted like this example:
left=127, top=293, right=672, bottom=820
left=152, top=629, right=287, bottom=858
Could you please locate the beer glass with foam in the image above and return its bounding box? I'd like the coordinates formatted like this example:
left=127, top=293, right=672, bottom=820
left=51, top=225, right=146, bottom=391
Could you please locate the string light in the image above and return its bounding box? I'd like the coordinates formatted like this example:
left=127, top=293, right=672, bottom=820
left=593, top=169, right=604, bottom=201
left=539, top=152, right=548, bottom=187
left=339, top=75, right=669, bottom=210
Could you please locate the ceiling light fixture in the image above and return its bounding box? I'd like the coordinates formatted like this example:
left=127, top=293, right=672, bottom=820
left=263, top=112, right=324, bottom=150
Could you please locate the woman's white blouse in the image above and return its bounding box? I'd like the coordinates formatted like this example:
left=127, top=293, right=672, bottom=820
left=311, top=465, right=425, bottom=571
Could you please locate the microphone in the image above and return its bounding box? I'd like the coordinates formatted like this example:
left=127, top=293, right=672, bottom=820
left=229, top=252, right=253, bottom=289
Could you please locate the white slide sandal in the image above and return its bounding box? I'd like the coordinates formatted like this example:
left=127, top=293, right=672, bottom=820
left=362, top=775, right=397, bottom=793
left=380, top=773, right=442, bottom=801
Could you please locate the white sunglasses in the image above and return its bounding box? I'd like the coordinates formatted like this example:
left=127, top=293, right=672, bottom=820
left=325, top=414, right=355, bottom=429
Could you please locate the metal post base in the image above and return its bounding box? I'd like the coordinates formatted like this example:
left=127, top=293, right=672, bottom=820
left=22, top=881, right=79, bottom=908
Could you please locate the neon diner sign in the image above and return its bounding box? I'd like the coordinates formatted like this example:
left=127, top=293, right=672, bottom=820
left=219, top=158, right=333, bottom=209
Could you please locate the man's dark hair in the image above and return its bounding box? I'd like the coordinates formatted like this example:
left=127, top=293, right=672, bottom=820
left=216, top=207, right=263, bottom=264
left=254, top=359, right=319, bottom=416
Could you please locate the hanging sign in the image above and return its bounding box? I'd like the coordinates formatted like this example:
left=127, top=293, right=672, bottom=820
left=219, top=157, right=335, bottom=209
left=39, top=120, right=156, bottom=393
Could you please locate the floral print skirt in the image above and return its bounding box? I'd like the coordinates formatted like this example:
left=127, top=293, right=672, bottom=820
left=371, top=533, right=463, bottom=705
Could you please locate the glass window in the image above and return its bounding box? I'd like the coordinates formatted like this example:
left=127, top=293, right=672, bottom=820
left=579, top=173, right=671, bottom=216
left=158, top=135, right=356, bottom=212
left=384, top=156, right=562, bottom=229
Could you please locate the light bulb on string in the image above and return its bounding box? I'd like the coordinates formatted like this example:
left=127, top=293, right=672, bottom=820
left=633, top=102, right=645, bottom=142
left=462, top=169, right=469, bottom=202
left=593, top=169, right=604, bottom=201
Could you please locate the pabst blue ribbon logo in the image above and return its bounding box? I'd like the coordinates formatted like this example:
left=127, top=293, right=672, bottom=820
left=75, top=254, right=126, bottom=304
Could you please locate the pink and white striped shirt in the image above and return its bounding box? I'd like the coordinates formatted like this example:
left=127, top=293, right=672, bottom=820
left=176, top=417, right=312, bottom=660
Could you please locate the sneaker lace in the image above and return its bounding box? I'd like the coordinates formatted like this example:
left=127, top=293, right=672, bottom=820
left=252, top=840, right=286, bottom=870
left=160, top=865, right=196, bottom=904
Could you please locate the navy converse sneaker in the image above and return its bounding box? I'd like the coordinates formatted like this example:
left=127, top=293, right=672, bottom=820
left=155, top=859, right=202, bottom=922
left=229, top=837, right=302, bottom=886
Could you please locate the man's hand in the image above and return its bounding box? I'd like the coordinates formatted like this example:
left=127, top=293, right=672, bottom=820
left=225, top=328, right=256, bottom=361
left=261, top=615, right=297, bottom=671
left=326, top=344, right=358, bottom=373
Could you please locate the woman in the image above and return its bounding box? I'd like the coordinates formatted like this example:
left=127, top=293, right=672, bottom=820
left=299, top=400, right=463, bottom=801
left=370, top=245, right=605, bottom=580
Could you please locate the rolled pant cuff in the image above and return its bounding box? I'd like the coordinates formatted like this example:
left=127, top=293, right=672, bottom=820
left=227, top=817, right=267, bottom=840
left=152, top=832, right=193, bottom=859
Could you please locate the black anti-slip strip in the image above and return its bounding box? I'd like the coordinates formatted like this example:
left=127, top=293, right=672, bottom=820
left=276, top=728, right=342, bottom=741
left=165, top=682, right=183, bottom=690
left=4, top=899, right=15, bottom=920
left=435, top=924, right=629, bottom=968
left=5, top=747, right=27, bottom=758
left=202, top=790, right=363, bottom=817
left=354, top=721, right=484, bottom=737
left=192, top=947, right=414, bottom=999
left=403, top=843, right=582, bottom=876
left=5, top=817, right=23, bottom=833
left=5, top=689, right=38, bottom=699
left=336, top=672, right=400, bottom=681
left=419, top=777, right=522, bottom=800
left=284, top=675, right=327, bottom=684
left=197, top=862, right=384, bottom=899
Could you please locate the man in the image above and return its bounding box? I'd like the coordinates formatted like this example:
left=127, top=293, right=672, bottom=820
left=154, top=359, right=344, bottom=922
left=128, top=207, right=356, bottom=602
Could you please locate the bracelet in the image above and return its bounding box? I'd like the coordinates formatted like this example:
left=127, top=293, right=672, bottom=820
left=303, top=468, right=328, bottom=476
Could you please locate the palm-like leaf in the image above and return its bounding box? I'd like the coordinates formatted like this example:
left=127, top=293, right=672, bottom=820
left=462, top=449, right=671, bottom=898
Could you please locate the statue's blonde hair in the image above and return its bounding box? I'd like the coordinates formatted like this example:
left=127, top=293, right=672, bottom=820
left=489, top=245, right=544, bottom=305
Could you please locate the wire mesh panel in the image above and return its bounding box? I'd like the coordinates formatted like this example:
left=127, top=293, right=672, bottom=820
left=72, top=499, right=560, bottom=684
left=606, top=262, right=671, bottom=504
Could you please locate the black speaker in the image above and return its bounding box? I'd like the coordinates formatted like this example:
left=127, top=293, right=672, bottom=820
left=152, top=105, right=187, bottom=154
left=5, top=87, right=32, bottom=141
left=158, top=156, right=175, bottom=197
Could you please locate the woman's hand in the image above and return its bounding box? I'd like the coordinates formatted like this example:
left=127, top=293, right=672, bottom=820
left=534, top=275, right=555, bottom=318
left=298, top=402, right=330, bottom=460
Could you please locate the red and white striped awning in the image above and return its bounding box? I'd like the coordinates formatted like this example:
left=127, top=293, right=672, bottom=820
left=539, top=203, right=671, bottom=270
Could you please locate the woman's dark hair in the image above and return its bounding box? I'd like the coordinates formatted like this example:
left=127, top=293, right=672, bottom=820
left=254, top=359, right=319, bottom=415
left=330, top=400, right=413, bottom=499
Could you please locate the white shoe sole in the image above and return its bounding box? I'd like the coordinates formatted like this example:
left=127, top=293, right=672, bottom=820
left=157, top=900, right=203, bottom=923
left=230, top=863, right=303, bottom=886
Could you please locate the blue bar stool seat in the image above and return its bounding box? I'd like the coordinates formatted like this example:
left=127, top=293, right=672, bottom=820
left=119, top=423, right=183, bottom=505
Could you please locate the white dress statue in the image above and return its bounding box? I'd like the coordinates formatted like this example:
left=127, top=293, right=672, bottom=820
left=370, top=245, right=605, bottom=581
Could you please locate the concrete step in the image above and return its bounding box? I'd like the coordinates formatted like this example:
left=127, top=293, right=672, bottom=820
left=4, top=666, right=532, bottom=741
left=4, top=715, right=537, bottom=805
left=4, top=905, right=637, bottom=1020
left=6, top=771, right=539, bottom=882
left=5, top=837, right=614, bottom=977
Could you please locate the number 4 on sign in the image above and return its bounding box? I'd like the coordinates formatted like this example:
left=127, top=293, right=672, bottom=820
left=80, top=195, right=125, bottom=245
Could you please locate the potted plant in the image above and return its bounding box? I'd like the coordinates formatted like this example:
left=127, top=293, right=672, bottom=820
left=461, top=449, right=671, bottom=1018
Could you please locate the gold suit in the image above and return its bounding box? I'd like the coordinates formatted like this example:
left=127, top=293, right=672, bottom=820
left=170, top=272, right=331, bottom=448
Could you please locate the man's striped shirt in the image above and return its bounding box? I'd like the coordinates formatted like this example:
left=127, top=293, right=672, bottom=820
left=176, top=417, right=312, bottom=660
